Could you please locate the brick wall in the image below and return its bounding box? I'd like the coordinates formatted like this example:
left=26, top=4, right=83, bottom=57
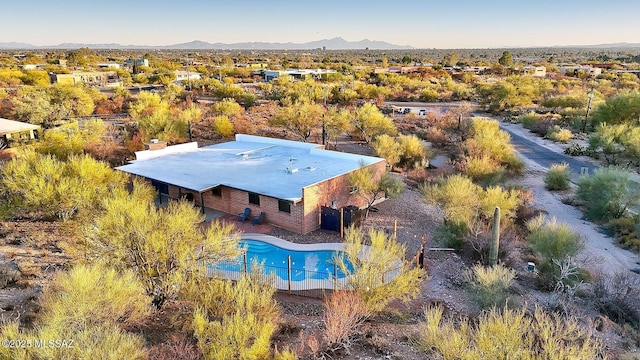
left=151, top=159, right=386, bottom=234
left=301, top=160, right=386, bottom=233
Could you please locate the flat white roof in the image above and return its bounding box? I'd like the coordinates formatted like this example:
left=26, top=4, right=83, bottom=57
left=0, top=118, right=40, bottom=135
left=117, top=135, right=384, bottom=202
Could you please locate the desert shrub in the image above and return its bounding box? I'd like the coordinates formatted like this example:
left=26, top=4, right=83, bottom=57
left=519, top=111, right=542, bottom=129
left=398, top=134, right=430, bottom=169
left=323, top=290, right=370, bottom=353
left=462, top=156, right=504, bottom=183
left=463, top=118, right=524, bottom=174
left=591, top=271, right=640, bottom=328
left=577, top=167, right=640, bottom=221
left=1, top=151, right=127, bottom=221
left=434, top=221, right=467, bottom=250
left=527, top=216, right=584, bottom=262
left=190, top=275, right=279, bottom=360
left=478, top=186, right=520, bottom=221
left=519, top=112, right=553, bottom=136
left=182, top=275, right=280, bottom=326
left=421, top=174, right=481, bottom=226
left=419, top=305, right=603, bottom=359
left=39, top=264, right=151, bottom=328
left=193, top=308, right=274, bottom=360
left=37, top=323, right=148, bottom=360
left=336, top=228, right=424, bottom=314
left=0, top=265, right=150, bottom=360
left=86, top=184, right=240, bottom=308
left=422, top=175, right=520, bottom=227
left=423, top=126, right=450, bottom=147
left=465, top=264, right=515, bottom=309
left=148, top=335, right=202, bottom=360
left=212, top=115, right=234, bottom=137
left=372, top=134, right=402, bottom=166
left=547, top=125, right=573, bottom=143
left=544, top=163, right=571, bottom=191
left=419, top=88, right=439, bottom=102
left=527, top=216, right=584, bottom=288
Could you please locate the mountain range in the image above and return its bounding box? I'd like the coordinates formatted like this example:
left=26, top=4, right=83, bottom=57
left=0, top=37, right=413, bottom=50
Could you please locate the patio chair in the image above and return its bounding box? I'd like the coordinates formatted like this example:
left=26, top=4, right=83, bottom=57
left=237, top=207, right=251, bottom=222
left=251, top=212, right=265, bottom=225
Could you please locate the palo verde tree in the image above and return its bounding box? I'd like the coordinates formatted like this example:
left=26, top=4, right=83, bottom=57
left=0, top=264, right=150, bottom=360
left=347, top=163, right=404, bottom=218
left=1, top=150, right=126, bottom=221
left=85, top=180, right=241, bottom=308
left=323, top=106, right=353, bottom=148
left=184, top=275, right=282, bottom=360
left=335, top=227, right=424, bottom=314
left=351, top=102, right=397, bottom=143
left=270, top=98, right=325, bottom=142
left=591, top=90, right=640, bottom=126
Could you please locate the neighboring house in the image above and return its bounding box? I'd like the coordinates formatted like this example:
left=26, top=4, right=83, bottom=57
left=49, top=71, right=122, bottom=87
left=523, top=66, right=547, bottom=77
left=116, top=135, right=386, bottom=234
left=0, top=118, right=40, bottom=154
left=123, top=59, right=149, bottom=68
left=264, top=69, right=337, bottom=81
left=97, top=63, right=121, bottom=69
left=174, top=70, right=202, bottom=82
left=557, top=66, right=602, bottom=76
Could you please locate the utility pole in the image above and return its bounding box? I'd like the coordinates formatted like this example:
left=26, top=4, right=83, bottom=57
left=583, top=88, right=594, bottom=132
left=321, top=87, right=327, bottom=145
left=186, top=53, right=191, bottom=91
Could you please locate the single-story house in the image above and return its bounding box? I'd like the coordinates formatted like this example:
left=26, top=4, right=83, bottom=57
left=174, top=70, right=202, bottom=82
left=0, top=118, right=40, bottom=154
left=0, top=117, right=39, bottom=141
left=116, top=135, right=386, bottom=234
left=50, top=71, right=122, bottom=87
left=264, top=69, right=337, bottom=82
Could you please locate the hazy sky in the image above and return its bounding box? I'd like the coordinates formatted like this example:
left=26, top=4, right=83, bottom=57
left=1, top=0, right=639, bottom=48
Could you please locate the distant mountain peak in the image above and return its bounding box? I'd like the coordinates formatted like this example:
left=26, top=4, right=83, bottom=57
left=0, top=38, right=414, bottom=50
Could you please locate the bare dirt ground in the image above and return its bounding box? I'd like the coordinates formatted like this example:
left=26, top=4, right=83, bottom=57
left=500, top=120, right=640, bottom=275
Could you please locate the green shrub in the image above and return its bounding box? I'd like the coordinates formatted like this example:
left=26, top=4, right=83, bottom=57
left=372, top=134, right=402, bottom=166
left=187, top=276, right=280, bottom=360
left=519, top=112, right=542, bottom=129
left=463, top=156, right=504, bottom=183
left=527, top=216, right=584, bottom=288
left=336, top=228, right=424, bottom=314
left=0, top=265, right=150, bottom=360
left=434, top=221, right=467, bottom=249
left=577, top=167, right=640, bottom=221
left=547, top=125, right=573, bottom=143
left=527, top=216, right=584, bottom=263
left=212, top=115, right=234, bottom=137
left=39, top=264, right=151, bottom=329
left=465, top=264, right=515, bottom=309
left=419, top=305, right=603, bottom=359
left=544, top=163, right=571, bottom=191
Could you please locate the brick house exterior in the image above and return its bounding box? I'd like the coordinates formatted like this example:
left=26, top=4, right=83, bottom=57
left=118, top=135, right=386, bottom=234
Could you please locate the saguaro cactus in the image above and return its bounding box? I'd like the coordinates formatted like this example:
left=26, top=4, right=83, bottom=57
left=489, top=206, right=501, bottom=266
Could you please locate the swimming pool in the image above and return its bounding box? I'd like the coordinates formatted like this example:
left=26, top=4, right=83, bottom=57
left=207, top=234, right=376, bottom=291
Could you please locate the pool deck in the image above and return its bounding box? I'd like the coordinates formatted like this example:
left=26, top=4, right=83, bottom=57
left=239, top=233, right=345, bottom=251
left=219, top=214, right=275, bottom=234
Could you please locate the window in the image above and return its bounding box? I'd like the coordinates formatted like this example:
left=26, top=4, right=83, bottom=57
left=211, top=186, right=222, bottom=197
left=248, top=192, right=260, bottom=206
left=349, top=185, right=359, bottom=194
left=278, top=200, right=291, bottom=213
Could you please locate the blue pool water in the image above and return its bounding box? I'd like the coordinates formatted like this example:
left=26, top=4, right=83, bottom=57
left=212, top=239, right=353, bottom=281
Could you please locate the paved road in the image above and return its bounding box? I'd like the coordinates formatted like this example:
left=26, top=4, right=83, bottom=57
left=499, top=125, right=598, bottom=181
